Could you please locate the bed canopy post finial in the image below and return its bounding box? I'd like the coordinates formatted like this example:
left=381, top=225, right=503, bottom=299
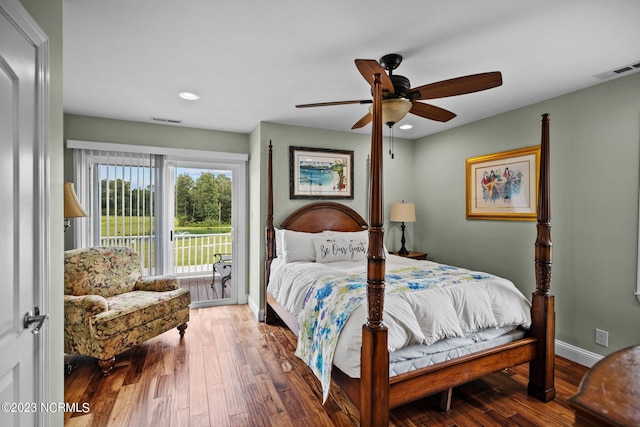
left=528, top=113, right=556, bottom=402
left=264, top=140, right=277, bottom=324
left=360, top=72, right=390, bottom=427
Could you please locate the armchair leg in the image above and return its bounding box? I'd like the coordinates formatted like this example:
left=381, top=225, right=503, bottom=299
left=98, top=357, right=115, bottom=376
left=177, top=323, right=188, bottom=338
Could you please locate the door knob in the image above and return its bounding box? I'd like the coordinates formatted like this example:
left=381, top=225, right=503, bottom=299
left=24, top=307, right=48, bottom=335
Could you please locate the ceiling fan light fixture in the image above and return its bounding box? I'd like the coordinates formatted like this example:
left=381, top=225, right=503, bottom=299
left=369, top=98, right=412, bottom=127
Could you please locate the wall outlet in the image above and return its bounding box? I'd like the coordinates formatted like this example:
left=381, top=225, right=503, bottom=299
left=595, top=328, right=609, bottom=347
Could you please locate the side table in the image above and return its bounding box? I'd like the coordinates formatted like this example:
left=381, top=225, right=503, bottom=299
left=390, top=251, right=427, bottom=261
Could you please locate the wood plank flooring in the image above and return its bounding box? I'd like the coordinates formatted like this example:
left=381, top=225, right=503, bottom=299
left=64, top=304, right=588, bottom=426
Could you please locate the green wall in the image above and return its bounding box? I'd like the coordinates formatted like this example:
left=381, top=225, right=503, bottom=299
left=413, top=71, right=640, bottom=357
left=64, top=114, right=249, bottom=154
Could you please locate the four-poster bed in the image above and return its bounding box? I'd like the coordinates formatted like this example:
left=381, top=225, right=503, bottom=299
left=264, top=72, right=554, bottom=426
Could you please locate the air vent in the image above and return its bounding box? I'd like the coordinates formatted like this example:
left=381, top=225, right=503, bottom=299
left=150, top=117, right=182, bottom=124
left=594, top=59, right=640, bottom=80
left=614, top=66, right=633, bottom=74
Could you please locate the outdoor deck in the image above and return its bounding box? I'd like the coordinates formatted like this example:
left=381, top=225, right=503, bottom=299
left=179, top=274, right=229, bottom=303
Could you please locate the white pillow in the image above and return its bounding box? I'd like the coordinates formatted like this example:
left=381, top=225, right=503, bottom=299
left=274, top=227, right=284, bottom=258
left=313, top=236, right=367, bottom=263
left=323, top=230, right=390, bottom=256
left=322, top=230, right=368, bottom=241
left=281, top=229, right=318, bottom=263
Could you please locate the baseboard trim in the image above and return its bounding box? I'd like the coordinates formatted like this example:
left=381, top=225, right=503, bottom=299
left=248, top=297, right=263, bottom=321
left=555, top=339, right=602, bottom=368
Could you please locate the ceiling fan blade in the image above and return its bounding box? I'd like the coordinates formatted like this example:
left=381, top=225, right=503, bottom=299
left=409, top=102, right=457, bottom=122
left=296, top=99, right=372, bottom=108
left=408, top=71, right=503, bottom=100
left=351, top=113, right=372, bottom=129
left=355, top=59, right=394, bottom=94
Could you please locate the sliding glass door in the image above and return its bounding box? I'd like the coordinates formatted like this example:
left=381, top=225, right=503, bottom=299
left=71, top=142, right=247, bottom=309
left=167, top=161, right=238, bottom=306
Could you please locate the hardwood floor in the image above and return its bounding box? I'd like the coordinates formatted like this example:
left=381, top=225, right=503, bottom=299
left=64, top=304, right=588, bottom=426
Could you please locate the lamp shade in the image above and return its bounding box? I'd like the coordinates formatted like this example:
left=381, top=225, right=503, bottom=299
left=64, top=182, right=88, bottom=218
left=369, top=98, right=412, bottom=126
left=390, top=202, right=416, bottom=223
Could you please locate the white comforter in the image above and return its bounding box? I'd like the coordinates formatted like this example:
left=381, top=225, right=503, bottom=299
left=267, top=255, right=532, bottom=399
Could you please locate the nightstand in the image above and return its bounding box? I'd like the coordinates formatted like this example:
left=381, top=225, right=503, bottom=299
left=391, top=251, right=427, bottom=261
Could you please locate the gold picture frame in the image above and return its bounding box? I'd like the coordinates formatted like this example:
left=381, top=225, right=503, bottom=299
left=466, top=145, right=540, bottom=221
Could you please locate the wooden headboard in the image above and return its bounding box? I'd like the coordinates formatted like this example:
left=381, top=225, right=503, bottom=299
left=280, top=202, right=368, bottom=232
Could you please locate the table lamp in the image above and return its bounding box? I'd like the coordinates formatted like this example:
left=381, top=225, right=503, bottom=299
left=64, top=182, right=88, bottom=232
left=390, top=202, right=416, bottom=256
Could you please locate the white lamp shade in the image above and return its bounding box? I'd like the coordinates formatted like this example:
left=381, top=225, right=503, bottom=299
left=390, top=202, right=416, bottom=223
left=64, top=182, right=88, bottom=218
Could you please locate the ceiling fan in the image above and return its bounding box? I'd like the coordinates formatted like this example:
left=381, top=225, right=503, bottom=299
left=296, top=53, right=503, bottom=130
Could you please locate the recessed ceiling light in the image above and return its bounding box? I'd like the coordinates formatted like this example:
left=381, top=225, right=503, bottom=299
left=179, top=91, right=200, bottom=101
left=399, top=124, right=413, bottom=130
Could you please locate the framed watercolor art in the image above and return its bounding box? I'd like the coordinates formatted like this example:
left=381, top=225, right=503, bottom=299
left=466, top=145, right=540, bottom=220
left=289, top=146, right=354, bottom=199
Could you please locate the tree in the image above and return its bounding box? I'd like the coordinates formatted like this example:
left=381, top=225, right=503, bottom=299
left=100, top=178, right=153, bottom=217
left=175, top=173, right=195, bottom=220
left=216, top=174, right=232, bottom=223
left=193, top=173, right=219, bottom=223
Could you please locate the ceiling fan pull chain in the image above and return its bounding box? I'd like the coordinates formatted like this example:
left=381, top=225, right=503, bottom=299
left=389, top=126, right=395, bottom=159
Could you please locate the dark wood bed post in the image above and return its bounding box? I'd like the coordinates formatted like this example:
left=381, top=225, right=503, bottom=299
left=360, top=74, right=390, bottom=426
left=264, top=140, right=277, bottom=324
left=528, top=113, right=556, bottom=401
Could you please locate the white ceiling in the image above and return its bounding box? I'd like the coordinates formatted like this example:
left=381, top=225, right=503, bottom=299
left=63, top=0, right=640, bottom=140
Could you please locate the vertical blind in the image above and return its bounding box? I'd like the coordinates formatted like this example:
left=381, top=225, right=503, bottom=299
left=75, top=149, right=159, bottom=275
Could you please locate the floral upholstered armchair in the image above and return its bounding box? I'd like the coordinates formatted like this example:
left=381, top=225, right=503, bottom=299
left=64, top=246, right=190, bottom=375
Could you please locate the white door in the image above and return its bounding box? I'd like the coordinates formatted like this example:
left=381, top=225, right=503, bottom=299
left=0, top=1, right=49, bottom=426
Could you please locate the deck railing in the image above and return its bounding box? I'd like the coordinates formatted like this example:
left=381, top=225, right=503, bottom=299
left=99, top=232, right=232, bottom=276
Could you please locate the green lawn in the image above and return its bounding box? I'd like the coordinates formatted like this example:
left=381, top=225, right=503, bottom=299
left=100, top=216, right=230, bottom=236
left=100, top=216, right=231, bottom=268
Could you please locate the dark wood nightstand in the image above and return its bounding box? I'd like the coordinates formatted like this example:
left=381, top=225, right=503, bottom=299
left=390, top=251, right=427, bottom=260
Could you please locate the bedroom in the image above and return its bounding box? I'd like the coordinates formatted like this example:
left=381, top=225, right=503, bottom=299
left=5, top=0, right=640, bottom=425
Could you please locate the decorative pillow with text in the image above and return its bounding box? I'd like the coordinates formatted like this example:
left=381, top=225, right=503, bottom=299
left=313, top=237, right=367, bottom=263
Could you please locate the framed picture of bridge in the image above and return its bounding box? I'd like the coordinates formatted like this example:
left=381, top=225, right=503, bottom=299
left=289, top=146, right=354, bottom=199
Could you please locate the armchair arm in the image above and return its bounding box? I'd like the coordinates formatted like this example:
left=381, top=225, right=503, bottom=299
left=135, top=275, right=179, bottom=292
left=64, top=294, right=108, bottom=327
